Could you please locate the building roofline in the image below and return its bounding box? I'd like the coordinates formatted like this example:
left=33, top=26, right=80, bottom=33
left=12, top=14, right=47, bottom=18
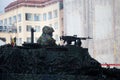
left=5, top=0, right=63, bottom=12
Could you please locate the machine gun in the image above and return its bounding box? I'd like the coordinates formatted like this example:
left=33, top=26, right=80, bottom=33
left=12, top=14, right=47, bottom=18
left=60, top=36, right=92, bottom=46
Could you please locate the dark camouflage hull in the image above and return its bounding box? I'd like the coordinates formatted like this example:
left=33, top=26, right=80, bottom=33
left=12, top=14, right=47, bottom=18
left=0, top=44, right=120, bottom=80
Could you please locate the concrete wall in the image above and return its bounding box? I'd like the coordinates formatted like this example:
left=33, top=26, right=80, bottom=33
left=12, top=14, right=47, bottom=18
left=92, top=0, right=115, bottom=63
left=64, top=0, right=120, bottom=64
left=64, top=0, right=86, bottom=37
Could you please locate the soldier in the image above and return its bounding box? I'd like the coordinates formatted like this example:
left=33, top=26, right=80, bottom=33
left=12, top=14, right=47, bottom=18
left=37, top=26, right=56, bottom=46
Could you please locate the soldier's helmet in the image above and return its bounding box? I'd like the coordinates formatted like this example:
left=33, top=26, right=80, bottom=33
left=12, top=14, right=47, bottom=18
left=42, top=26, right=54, bottom=34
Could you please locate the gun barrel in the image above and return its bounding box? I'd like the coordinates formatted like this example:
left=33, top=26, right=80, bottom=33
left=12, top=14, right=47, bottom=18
left=78, top=37, right=92, bottom=40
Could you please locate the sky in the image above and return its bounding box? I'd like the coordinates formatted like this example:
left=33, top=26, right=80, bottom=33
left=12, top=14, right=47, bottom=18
left=0, top=0, right=15, bottom=13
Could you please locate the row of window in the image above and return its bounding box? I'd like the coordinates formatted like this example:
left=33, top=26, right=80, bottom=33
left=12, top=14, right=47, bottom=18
left=0, top=14, right=21, bottom=26
left=26, top=37, right=39, bottom=43
left=26, top=25, right=40, bottom=32
left=25, top=10, right=58, bottom=21
left=16, top=37, right=39, bottom=45
left=16, top=37, right=37, bottom=45
left=0, top=25, right=40, bottom=33
left=0, top=25, right=17, bottom=33
left=0, top=21, right=58, bottom=33
left=17, top=34, right=59, bottom=45
left=19, top=22, right=58, bottom=33
left=0, top=9, right=58, bottom=26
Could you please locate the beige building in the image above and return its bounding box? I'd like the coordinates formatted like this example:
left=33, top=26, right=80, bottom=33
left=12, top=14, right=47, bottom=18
left=0, top=0, right=63, bottom=45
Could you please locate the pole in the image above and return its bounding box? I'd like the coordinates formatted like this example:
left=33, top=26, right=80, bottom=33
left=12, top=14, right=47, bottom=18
left=31, top=28, right=34, bottom=43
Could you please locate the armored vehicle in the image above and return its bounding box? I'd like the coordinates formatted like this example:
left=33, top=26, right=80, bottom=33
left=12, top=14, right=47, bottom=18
left=0, top=26, right=120, bottom=80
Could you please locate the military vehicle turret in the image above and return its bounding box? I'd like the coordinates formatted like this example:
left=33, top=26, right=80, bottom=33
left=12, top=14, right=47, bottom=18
left=0, top=26, right=120, bottom=80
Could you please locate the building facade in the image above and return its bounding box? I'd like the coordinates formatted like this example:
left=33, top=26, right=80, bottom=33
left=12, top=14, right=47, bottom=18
left=64, top=0, right=120, bottom=64
left=0, top=0, right=63, bottom=45
left=113, top=0, right=120, bottom=64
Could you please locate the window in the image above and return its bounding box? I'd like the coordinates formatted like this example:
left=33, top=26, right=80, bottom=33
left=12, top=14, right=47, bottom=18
left=25, top=13, right=32, bottom=21
left=26, top=25, right=32, bottom=32
left=34, top=14, right=41, bottom=21
left=4, top=26, right=7, bottom=31
left=12, top=26, right=17, bottom=33
left=16, top=38, right=18, bottom=44
left=19, top=26, right=22, bottom=33
left=18, top=14, right=21, bottom=22
left=19, top=38, right=22, bottom=45
left=0, top=20, right=3, bottom=31
left=0, top=20, right=3, bottom=26
left=4, top=19, right=7, bottom=25
left=4, top=26, right=7, bottom=29
left=13, top=15, right=17, bottom=23
left=35, top=26, right=40, bottom=32
left=54, top=22, right=58, bottom=29
left=0, top=26, right=3, bottom=31
left=59, top=2, right=63, bottom=9
left=48, top=11, right=52, bottom=20
left=43, top=13, right=47, bottom=21
left=53, top=10, right=58, bottom=18
left=27, top=37, right=31, bottom=43
left=9, top=17, right=12, bottom=25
